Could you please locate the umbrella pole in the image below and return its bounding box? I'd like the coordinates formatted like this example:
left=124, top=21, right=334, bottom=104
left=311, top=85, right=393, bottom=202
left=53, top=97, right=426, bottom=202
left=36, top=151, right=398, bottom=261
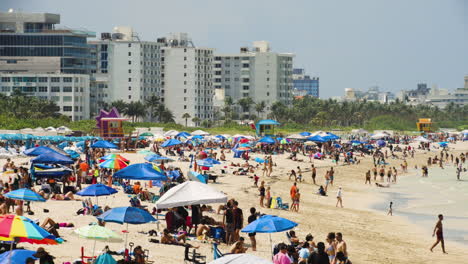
left=8, top=237, right=14, bottom=264
left=270, top=234, right=273, bottom=256
left=92, top=239, right=97, bottom=261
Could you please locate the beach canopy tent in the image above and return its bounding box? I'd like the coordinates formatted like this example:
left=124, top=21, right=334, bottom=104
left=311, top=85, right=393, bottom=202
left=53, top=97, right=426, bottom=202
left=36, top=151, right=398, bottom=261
left=307, top=135, right=328, bottom=143
left=161, top=139, right=182, bottom=148
left=31, top=152, right=74, bottom=164
left=192, top=130, right=210, bottom=136
left=325, top=132, right=340, bottom=140
left=287, top=134, right=307, bottom=140
left=113, top=163, right=167, bottom=181
left=91, top=140, right=118, bottom=149
left=370, top=132, right=389, bottom=139
left=414, top=136, right=431, bottom=143
left=258, top=136, right=276, bottom=144
left=163, top=130, right=179, bottom=137
left=209, top=254, right=272, bottom=264
left=156, top=181, right=227, bottom=209
left=23, top=146, right=60, bottom=156
left=256, top=119, right=280, bottom=136
left=175, top=131, right=191, bottom=138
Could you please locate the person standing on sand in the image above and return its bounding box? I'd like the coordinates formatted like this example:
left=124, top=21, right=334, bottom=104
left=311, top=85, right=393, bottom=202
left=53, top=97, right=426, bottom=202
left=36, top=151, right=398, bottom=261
left=311, top=164, right=317, bottom=185
left=290, top=182, right=298, bottom=204
left=379, top=166, right=385, bottom=182
left=365, top=170, right=371, bottom=185
left=324, top=171, right=330, bottom=192
left=387, top=168, right=392, bottom=183
left=267, top=156, right=273, bottom=177
left=372, top=165, right=377, bottom=181
left=392, top=167, right=397, bottom=183
left=259, top=181, right=265, bottom=207
left=329, top=167, right=335, bottom=185
left=336, top=187, right=343, bottom=208
left=430, top=214, right=447, bottom=254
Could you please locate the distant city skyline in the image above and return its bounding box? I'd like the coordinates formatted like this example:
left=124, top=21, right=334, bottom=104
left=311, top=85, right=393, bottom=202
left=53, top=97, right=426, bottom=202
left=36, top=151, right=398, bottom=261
left=4, top=0, right=468, bottom=98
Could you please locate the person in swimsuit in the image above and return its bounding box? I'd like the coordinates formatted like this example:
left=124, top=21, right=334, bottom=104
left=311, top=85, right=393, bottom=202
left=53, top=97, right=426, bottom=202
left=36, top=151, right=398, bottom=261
left=365, top=170, right=371, bottom=185
left=259, top=181, right=266, bottom=207
left=336, top=187, right=343, bottom=208
left=326, top=232, right=336, bottom=263
left=387, top=201, right=393, bottom=216
left=336, top=233, right=347, bottom=257
left=430, top=214, right=447, bottom=253
left=311, top=164, right=317, bottom=185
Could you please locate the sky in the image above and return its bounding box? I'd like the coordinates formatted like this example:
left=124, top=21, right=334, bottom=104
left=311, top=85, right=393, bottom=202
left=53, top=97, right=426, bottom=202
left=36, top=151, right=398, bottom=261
left=3, top=0, right=468, bottom=98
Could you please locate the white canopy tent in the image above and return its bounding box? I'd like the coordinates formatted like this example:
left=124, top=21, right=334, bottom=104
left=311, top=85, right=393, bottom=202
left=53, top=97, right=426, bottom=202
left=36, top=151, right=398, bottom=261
left=370, top=132, right=389, bottom=139
left=156, top=181, right=227, bottom=209
left=287, top=134, right=307, bottom=140
left=209, top=254, right=272, bottom=264
left=164, top=130, right=179, bottom=137
left=414, top=136, right=431, bottom=143
left=192, top=130, right=210, bottom=136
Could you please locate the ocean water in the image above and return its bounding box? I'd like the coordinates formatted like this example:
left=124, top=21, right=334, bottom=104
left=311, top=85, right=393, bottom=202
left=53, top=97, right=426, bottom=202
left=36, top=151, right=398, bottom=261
left=372, top=165, right=468, bottom=245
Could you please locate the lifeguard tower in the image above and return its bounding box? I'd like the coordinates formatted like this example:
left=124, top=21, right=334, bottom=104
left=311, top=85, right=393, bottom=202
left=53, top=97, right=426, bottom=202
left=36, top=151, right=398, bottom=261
left=416, top=118, right=433, bottom=133
left=94, top=108, right=129, bottom=138
left=256, top=119, right=280, bottom=136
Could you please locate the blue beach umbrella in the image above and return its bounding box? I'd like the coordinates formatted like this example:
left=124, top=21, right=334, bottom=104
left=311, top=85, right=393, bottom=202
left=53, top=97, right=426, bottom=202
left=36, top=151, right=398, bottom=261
left=197, top=159, right=214, bottom=168
left=0, top=249, right=37, bottom=264
left=176, top=131, right=191, bottom=138
left=113, top=163, right=167, bottom=181
left=254, top=157, right=266, bottom=163
left=299, top=132, right=312, bottom=137
left=376, top=140, right=386, bottom=147
left=161, top=139, right=182, bottom=148
left=204, top=157, right=221, bottom=164
left=91, top=140, right=118, bottom=149
left=258, top=136, right=275, bottom=144
left=77, top=184, right=117, bottom=197
left=307, top=135, right=328, bottom=143
left=241, top=215, right=298, bottom=253
left=144, top=154, right=174, bottom=163
left=5, top=188, right=46, bottom=202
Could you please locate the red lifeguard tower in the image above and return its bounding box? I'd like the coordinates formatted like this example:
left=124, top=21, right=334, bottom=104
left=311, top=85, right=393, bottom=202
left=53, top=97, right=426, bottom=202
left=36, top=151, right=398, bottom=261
left=94, top=108, right=129, bottom=138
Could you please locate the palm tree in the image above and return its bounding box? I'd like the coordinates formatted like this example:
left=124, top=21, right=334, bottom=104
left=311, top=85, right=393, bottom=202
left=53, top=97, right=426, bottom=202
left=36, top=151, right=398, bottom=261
left=237, top=97, right=254, bottom=114
left=160, top=108, right=175, bottom=123
left=182, top=113, right=191, bottom=127
left=145, top=95, right=160, bottom=122
left=222, top=96, right=235, bottom=120
left=191, top=117, right=201, bottom=127
left=255, top=101, right=266, bottom=118
left=110, top=100, right=128, bottom=115
left=125, top=101, right=146, bottom=122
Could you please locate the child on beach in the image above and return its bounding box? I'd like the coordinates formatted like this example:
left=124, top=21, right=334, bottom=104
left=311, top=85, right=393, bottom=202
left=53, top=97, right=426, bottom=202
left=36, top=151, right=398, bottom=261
left=387, top=201, right=393, bottom=216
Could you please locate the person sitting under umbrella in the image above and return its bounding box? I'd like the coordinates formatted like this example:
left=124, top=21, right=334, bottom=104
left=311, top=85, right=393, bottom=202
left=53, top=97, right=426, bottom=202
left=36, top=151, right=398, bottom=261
left=33, top=247, right=55, bottom=264
left=230, top=237, right=248, bottom=254
left=161, top=228, right=199, bottom=249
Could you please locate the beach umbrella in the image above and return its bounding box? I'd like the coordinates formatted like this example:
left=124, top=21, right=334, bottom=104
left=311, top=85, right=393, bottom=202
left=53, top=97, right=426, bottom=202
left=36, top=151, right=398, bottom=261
left=307, top=135, right=328, bottom=142
left=334, top=144, right=342, bottom=148
left=241, top=215, right=297, bottom=254
left=215, top=135, right=226, bottom=140
left=0, top=249, right=37, bottom=264
left=74, top=224, right=121, bottom=259
left=0, top=214, right=61, bottom=247
left=304, top=141, right=316, bottom=146
left=140, top=132, right=154, bottom=137
left=161, top=139, right=182, bottom=148
left=196, top=159, right=214, bottom=168
left=99, top=154, right=129, bottom=163
left=91, top=140, right=118, bottom=149
left=5, top=189, right=45, bottom=203
left=113, top=163, right=167, bottom=181
left=65, top=149, right=80, bottom=159
left=192, top=135, right=204, bottom=140
left=209, top=254, right=272, bottom=264
left=204, top=157, right=221, bottom=164
left=187, top=171, right=208, bottom=183
left=145, top=154, right=174, bottom=163
left=176, top=131, right=191, bottom=138
left=326, top=132, right=340, bottom=140
left=137, top=150, right=154, bottom=155
left=376, top=140, right=386, bottom=147
left=99, top=158, right=128, bottom=170
left=77, top=184, right=118, bottom=205
left=258, top=136, right=275, bottom=144
left=239, top=138, right=249, bottom=143
left=254, top=157, right=266, bottom=163
left=299, top=132, right=312, bottom=137
left=97, top=207, right=156, bottom=249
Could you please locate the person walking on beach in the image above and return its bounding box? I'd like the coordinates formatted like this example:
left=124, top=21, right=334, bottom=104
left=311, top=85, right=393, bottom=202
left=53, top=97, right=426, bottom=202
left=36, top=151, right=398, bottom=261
left=336, top=187, right=343, bottom=208
left=259, top=181, right=265, bottom=207
left=387, top=201, right=393, bottom=216
left=324, top=171, right=330, bottom=192
left=430, top=214, right=447, bottom=254
left=290, top=182, right=298, bottom=204
left=372, top=165, right=377, bottom=181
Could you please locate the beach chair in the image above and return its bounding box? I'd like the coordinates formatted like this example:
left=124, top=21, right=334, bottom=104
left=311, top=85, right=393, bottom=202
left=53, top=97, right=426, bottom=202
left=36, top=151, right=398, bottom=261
left=184, top=245, right=206, bottom=264
left=276, top=197, right=289, bottom=210
left=212, top=243, right=224, bottom=260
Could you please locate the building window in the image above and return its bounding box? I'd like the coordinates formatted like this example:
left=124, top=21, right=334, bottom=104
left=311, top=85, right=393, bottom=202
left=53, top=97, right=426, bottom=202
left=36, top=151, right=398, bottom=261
left=1, top=86, right=11, bottom=92
left=128, top=69, right=132, bottom=73
left=128, top=86, right=132, bottom=91
left=184, top=105, right=187, bottom=109
left=242, top=64, right=249, bottom=68
left=63, top=106, right=72, bottom=112
left=1, top=77, right=10, bottom=82
left=128, top=43, right=132, bottom=47
left=128, top=61, right=132, bottom=65
left=63, top=96, right=72, bottom=102
left=243, top=78, right=250, bottom=82
left=128, top=52, right=131, bottom=56
left=38, top=77, right=48, bottom=82
left=63, top=77, right=72, bottom=82
left=51, top=77, right=60, bottom=82
left=243, top=86, right=249, bottom=90
left=184, top=89, right=187, bottom=93
left=184, top=73, right=187, bottom=77
left=51, top=86, right=60, bottom=92
left=128, top=78, right=132, bottom=82
left=63, top=86, right=72, bottom=92
left=184, top=57, right=187, bottom=61
left=38, top=86, right=48, bottom=92
left=128, top=95, right=131, bottom=99
left=51, top=96, right=59, bottom=102
left=267, top=92, right=270, bottom=96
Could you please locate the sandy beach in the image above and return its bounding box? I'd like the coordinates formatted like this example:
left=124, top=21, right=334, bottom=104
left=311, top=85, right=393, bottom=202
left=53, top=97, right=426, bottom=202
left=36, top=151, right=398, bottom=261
left=1, top=141, right=467, bottom=264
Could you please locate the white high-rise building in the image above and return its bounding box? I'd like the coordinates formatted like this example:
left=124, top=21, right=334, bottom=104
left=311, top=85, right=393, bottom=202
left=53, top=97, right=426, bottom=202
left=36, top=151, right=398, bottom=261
left=90, top=27, right=163, bottom=114
left=213, top=41, right=294, bottom=118
left=161, top=33, right=214, bottom=126
left=0, top=73, right=90, bottom=120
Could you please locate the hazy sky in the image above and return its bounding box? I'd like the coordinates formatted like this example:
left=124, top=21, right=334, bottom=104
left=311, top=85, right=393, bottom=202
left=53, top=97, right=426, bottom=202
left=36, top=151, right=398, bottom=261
left=4, top=0, right=468, bottom=97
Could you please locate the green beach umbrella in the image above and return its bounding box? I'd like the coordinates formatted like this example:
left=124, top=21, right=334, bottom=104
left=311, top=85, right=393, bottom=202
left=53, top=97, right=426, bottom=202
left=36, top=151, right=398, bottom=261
left=74, top=224, right=121, bottom=260
left=140, top=132, right=154, bottom=137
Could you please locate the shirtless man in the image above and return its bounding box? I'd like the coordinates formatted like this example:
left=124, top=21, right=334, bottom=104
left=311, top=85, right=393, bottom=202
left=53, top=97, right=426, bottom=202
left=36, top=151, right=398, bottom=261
left=336, top=232, right=347, bottom=257
left=311, top=164, right=317, bottom=185
left=430, top=214, right=447, bottom=253
left=365, top=170, right=371, bottom=184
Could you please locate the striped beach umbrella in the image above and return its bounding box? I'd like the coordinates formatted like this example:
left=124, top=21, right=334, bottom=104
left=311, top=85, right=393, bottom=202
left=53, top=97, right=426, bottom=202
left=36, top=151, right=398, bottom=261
left=99, top=154, right=129, bottom=163
left=99, top=158, right=129, bottom=170
left=0, top=215, right=61, bottom=245
left=4, top=189, right=45, bottom=202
